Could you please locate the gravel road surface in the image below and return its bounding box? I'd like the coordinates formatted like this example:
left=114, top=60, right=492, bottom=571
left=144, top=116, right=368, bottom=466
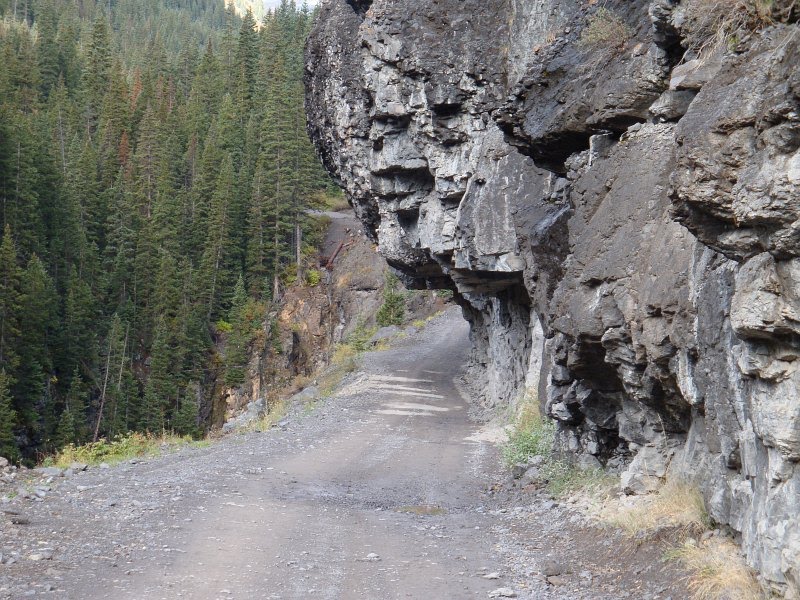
left=1, top=308, right=687, bottom=599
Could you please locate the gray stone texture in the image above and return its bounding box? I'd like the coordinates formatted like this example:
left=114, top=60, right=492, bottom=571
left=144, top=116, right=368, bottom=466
left=306, top=0, right=800, bottom=594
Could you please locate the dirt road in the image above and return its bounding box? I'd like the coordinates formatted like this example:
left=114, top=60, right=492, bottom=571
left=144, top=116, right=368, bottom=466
left=1, top=309, right=687, bottom=599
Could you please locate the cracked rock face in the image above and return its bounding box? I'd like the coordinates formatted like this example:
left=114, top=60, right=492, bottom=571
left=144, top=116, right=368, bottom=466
left=306, top=0, right=800, bottom=593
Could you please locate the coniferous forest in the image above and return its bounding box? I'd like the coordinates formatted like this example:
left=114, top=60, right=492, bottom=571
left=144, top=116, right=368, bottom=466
left=0, top=0, right=332, bottom=462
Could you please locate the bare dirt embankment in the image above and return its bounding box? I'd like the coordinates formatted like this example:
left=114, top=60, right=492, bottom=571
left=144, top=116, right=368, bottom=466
left=1, top=309, right=688, bottom=599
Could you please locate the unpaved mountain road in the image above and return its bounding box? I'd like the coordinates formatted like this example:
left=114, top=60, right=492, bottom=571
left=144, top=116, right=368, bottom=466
left=2, top=308, right=687, bottom=599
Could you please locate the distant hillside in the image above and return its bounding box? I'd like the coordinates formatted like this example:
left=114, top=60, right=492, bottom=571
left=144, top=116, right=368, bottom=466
left=230, top=0, right=265, bottom=20
left=230, top=0, right=318, bottom=22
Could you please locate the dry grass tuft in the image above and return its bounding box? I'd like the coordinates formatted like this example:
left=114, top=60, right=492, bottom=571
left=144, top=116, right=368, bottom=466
left=580, top=8, right=633, bottom=49
left=600, top=480, right=762, bottom=599
left=683, top=0, right=776, bottom=54
left=666, top=538, right=762, bottom=600
left=243, top=398, right=288, bottom=433
left=604, top=480, right=711, bottom=537
left=318, top=343, right=360, bottom=397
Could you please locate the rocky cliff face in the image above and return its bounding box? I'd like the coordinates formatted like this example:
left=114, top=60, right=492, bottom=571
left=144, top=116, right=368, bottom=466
left=305, top=0, right=800, bottom=594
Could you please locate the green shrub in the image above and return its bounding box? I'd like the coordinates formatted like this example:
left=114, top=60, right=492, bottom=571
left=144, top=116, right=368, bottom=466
left=305, top=269, right=321, bottom=287
left=281, top=263, right=298, bottom=286
left=376, top=272, right=406, bottom=327
left=346, top=319, right=375, bottom=352
left=502, top=408, right=556, bottom=467
left=540, top=460, right=611, bottom=497
left=43, top=432, right=194, bottom=468
left=501, top=392, right=614, bottom=497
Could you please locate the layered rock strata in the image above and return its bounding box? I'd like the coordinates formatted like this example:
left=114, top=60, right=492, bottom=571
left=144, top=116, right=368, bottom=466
left=305, top=0, right=800, bottom=593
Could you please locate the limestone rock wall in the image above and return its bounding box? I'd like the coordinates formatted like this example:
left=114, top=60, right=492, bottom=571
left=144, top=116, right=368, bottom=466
left=305, top=0, right=800, bottom=593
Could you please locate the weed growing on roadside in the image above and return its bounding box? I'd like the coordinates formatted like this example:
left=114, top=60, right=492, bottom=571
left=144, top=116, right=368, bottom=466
left=318, top=343, right=361, bottom=397
left=244, top=399, right=288, bottom=433
left=665, top=538, right=762, bottom=600
left=43, top=432, right=193, bottom=468
left=604, top=480, right=711, bottom=537
left=502, top=390, right=615, bottom=497
left=541, top=461, right=613, bottom=497
left=502, top=408, right=556, bottom=467
left=599, top=477, right=760, bottom=600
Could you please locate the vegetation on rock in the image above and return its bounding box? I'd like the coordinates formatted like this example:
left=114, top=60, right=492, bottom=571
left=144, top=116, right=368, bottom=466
left=579, top=8, right=632, bottom=49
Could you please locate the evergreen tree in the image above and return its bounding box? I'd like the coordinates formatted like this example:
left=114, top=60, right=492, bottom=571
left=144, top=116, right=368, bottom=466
left=0, top=225, right=21, bottom=378
left=140, top=377, right=164, bottom=434
left=1, top=116, right=44, bottom=257
left=0, top=370, right=19, bottom=462
left=233, top=8, right=259, bottom=109
left=173, top=392, right=199, bottom=437
left=224, top=274, right=249, bottom=386
left=36, top=0, right=61, bottom=98
left=60, top=266, right=97, bottom=388
left=83, top=13, right=112, bottom=128
left=54, top=401, right=77, bottom=448
left=14, top=254, right=56, bottom=428
left=199, top=153, right=236, bottom=319
left=61, top=367, right=89, bottom=445
left=185, top=40, right=223, bottom=143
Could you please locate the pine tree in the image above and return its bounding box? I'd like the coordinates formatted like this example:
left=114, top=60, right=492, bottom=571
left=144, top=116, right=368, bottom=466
left=36, top=0, right=61, bottom=98
left=54, top=402, right=77, bottom=448
left=224, top=274, right=249, bottom=386
left=0, top=225, right=21, bottom=378
left=14, top=254, right=56, bottom=428
left=199, top=153, right=237, bottom=319
left=233, top=8, right=259, bottom=109
left=172, top=393, right=199, bottom=438
left=247, top=57, right=298, bottom=294
left=140, top=377, right=164, bottom=434
left=84, top=13, right=112, bottom=128
left=0, top=370, right=19, bottom=462
left=185, top=40, right=223, bottom=144
left=1, top=116, right=44, bottom=257
left=176, top=30, right=199, bottom=102
left=103, top=171, right=139, bottom=316
left=93, top=312, right=128, bottom=440
left=220, top=2, right=240, bottom=85
left=60, top=266, right=97, bottom=389
left=98, top=60, right=131, bottom=185
left=62, top=367, right=89, bottom=444
left=133, top=104, right=161, bottom=218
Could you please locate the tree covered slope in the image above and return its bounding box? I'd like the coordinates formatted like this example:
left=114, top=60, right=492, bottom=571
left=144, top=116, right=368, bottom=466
left=0, top=0, right=330, bottom=461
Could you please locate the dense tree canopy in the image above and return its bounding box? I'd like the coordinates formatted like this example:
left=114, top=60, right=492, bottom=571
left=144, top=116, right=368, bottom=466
left=0, top=0, right=331, bottom=462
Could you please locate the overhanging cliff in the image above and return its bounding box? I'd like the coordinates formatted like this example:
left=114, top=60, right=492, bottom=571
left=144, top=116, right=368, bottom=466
left=305, top=0, right=800, bottom=594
